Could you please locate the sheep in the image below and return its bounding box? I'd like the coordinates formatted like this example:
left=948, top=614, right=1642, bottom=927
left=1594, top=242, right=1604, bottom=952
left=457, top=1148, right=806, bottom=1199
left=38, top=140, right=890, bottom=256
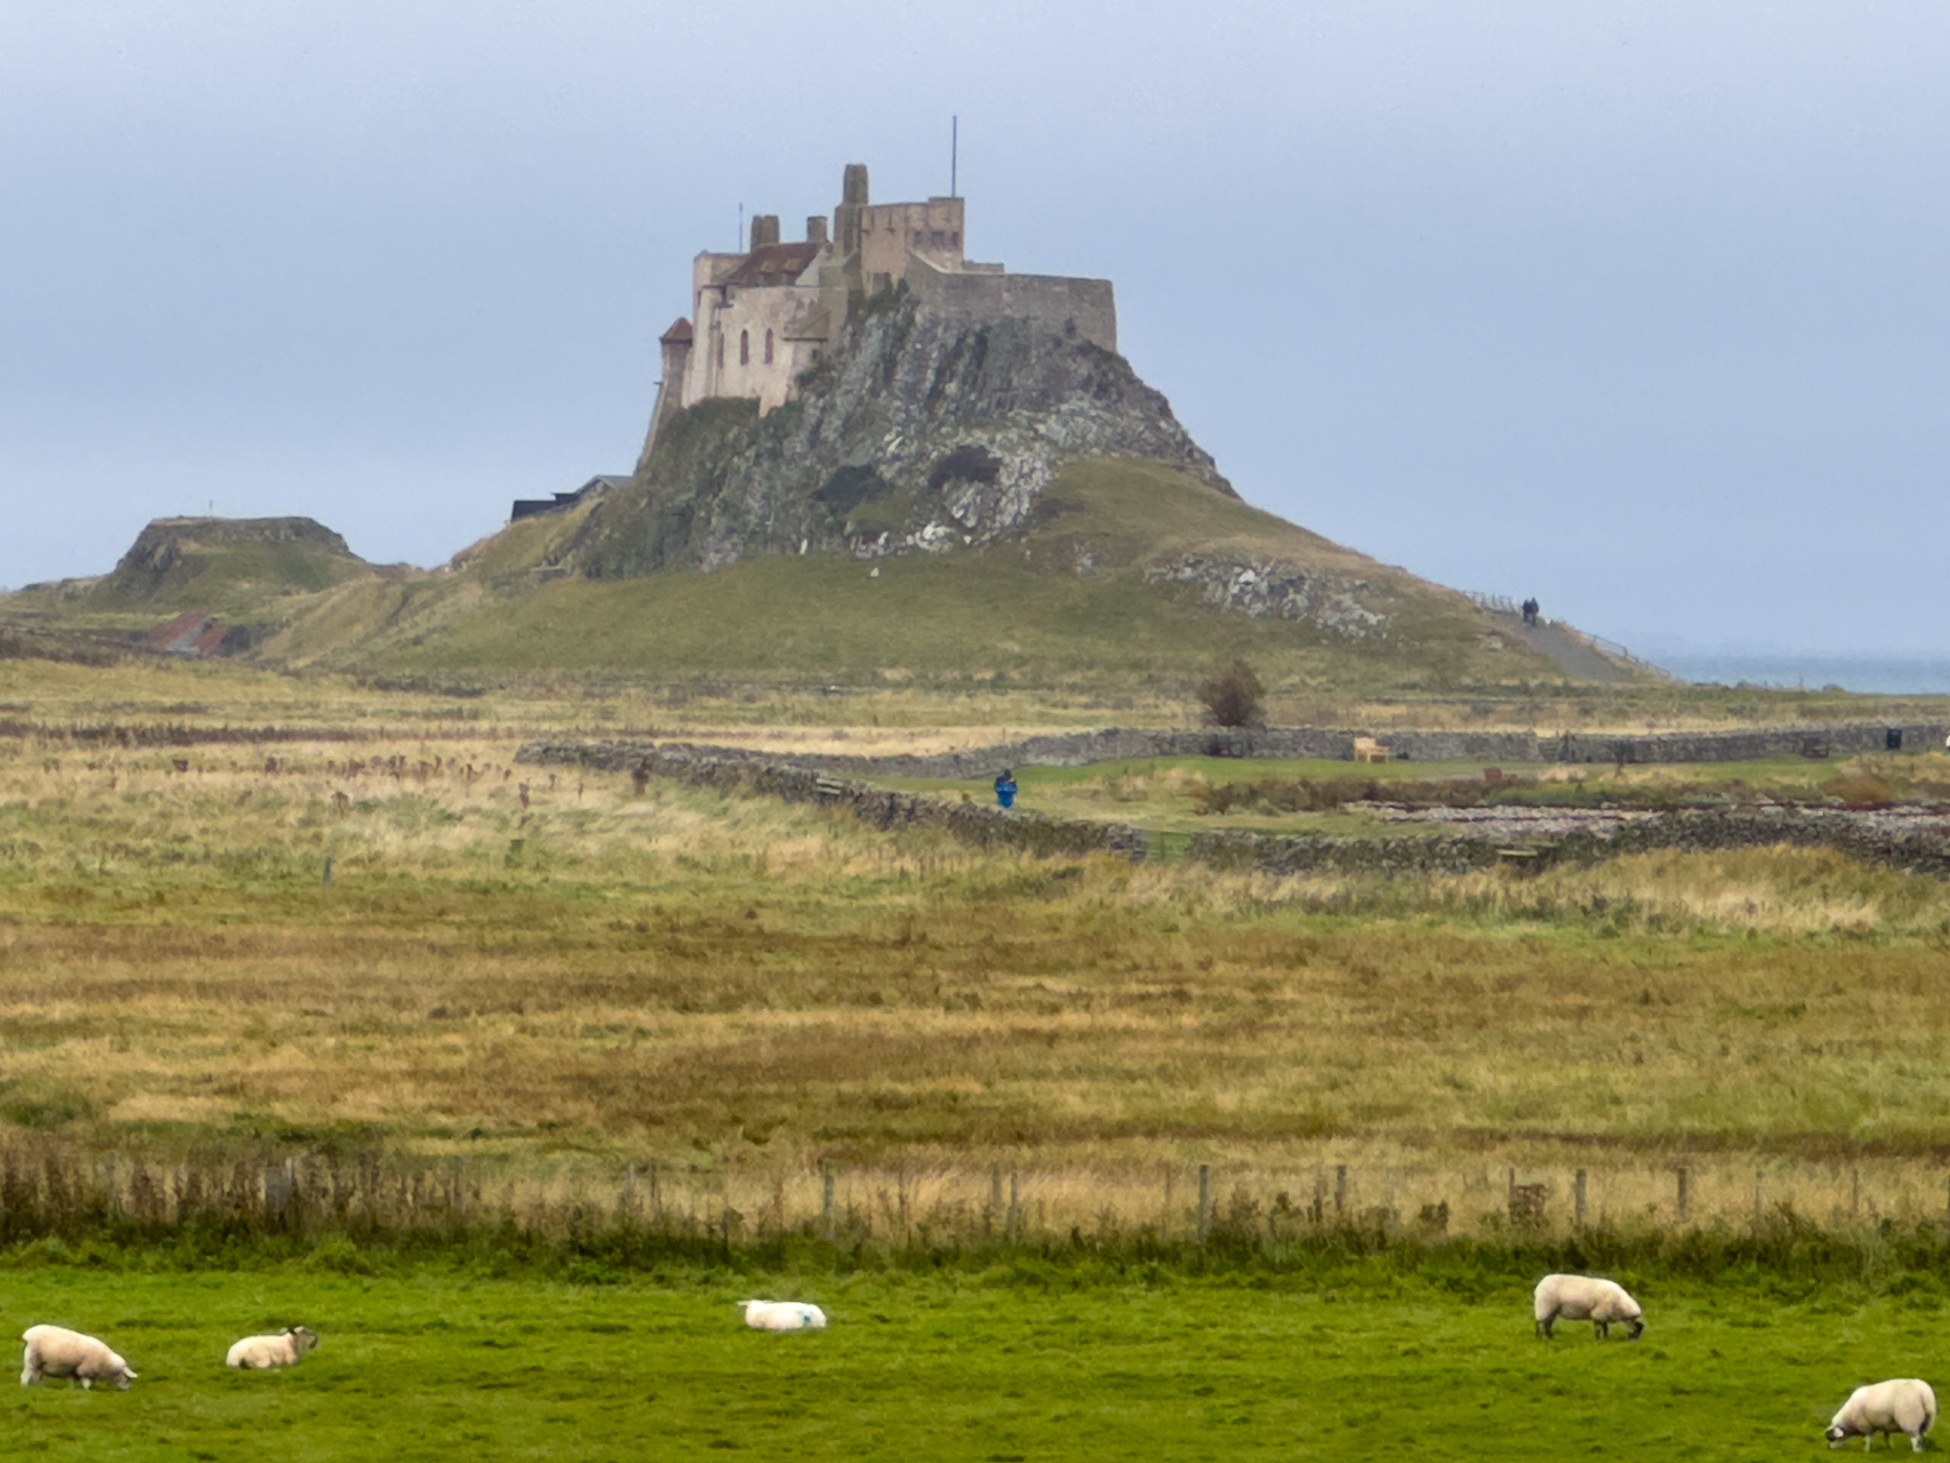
left=19, top=1325, right=137, bottom=1390
left=1826, top=1379, right=1937, bottom=1452
left=739, top=1300, right=828, bottom=1332
left=1532, top=1274, right=1644, bottom=1341
left=226, top=1326, right=320, bottom=1370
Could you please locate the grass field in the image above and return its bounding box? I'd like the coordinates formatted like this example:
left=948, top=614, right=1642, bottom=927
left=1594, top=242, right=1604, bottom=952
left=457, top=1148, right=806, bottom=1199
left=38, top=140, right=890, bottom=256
left=10, top=696, right=1950, bottom=1242
left=6, top=664, right=1950, bottom=1457
left=1, top=1263, right=1940, bottom=1460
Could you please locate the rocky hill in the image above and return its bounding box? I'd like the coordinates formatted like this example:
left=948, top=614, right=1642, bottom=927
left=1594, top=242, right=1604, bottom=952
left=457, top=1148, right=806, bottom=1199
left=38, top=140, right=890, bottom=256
left=2, top=297, right=1651, bottom=692
left=562, top=289, right=1232, bottom=578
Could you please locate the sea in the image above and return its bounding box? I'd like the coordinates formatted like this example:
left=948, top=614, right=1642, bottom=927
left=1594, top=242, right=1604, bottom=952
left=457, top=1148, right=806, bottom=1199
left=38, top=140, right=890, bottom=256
left=1653, top=654, right=1950, bottom=697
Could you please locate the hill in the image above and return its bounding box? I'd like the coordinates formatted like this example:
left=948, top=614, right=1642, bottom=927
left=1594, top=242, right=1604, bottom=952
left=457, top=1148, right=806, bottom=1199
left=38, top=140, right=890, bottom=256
left=254, top=291, right=1635, bottom=691
left=255, top=456, right=1574, bottom=693
left=87, top=516, right=375, bottom=619
left=2, top=299, right=1648, bottom=693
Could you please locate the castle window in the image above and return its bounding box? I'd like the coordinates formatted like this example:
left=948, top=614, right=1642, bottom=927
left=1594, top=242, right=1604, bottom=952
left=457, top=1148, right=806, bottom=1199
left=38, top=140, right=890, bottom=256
left=764, top=329, right=774, bottom=364
left=950, top=231, right=960, bottom=246
left=740, top=330, right=750, bottom=366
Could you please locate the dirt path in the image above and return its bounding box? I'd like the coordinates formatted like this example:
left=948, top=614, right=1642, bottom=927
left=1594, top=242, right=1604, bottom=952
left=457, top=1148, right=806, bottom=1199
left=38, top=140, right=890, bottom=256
left=1499, top=613, right=1639, bottom=683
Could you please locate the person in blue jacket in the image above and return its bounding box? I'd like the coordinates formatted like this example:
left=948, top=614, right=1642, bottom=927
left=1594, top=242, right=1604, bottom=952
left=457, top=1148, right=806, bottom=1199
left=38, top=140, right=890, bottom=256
left=994, top=769, right=1018, bottom=810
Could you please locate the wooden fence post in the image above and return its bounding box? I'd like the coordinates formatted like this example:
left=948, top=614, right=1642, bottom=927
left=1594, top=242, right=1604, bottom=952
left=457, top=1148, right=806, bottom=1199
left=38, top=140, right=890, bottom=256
left=821, top=1162, right=836, bottom=1239
left=1335, top=1165, right=1348, bottom=1218
left=1196, top=1165, right=1212, bottom=1243
left=1574, top=1169, right=1587, bottom=1228
left=1754, top=1169, right=1763, bottom=1227
left=1007, top=1168, right=1021, bottom=1243
left=1851, top=1166, right=1861, bottom=1222
left=1676, top=1166, right=1690, bottom=1225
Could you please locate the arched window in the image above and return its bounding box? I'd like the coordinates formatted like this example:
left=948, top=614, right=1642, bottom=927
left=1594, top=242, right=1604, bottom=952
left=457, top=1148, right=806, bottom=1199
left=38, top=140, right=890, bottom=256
left=739, top=329, right=750, bottom=366
left=764, top=329, right=774, bottom=364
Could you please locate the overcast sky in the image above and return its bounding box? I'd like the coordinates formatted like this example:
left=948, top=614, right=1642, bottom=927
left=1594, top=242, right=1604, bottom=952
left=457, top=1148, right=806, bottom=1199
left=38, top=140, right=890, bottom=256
left=4, top=2, right=1947, bottom=663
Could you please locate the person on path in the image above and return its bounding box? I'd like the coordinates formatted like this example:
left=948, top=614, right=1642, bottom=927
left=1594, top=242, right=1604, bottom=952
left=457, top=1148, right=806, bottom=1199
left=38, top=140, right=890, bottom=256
left=994, top=769, right=1018, bottom=810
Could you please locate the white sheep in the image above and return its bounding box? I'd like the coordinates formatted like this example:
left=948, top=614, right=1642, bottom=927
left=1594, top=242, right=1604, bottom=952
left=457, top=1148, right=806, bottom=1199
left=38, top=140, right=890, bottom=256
left=226, top=1326, right=320, bottom=1370
left=1532, top=1274, right=1644, bottom=1341
left=1826, top=1378, right=1937, bottom=1452
left=739, top=1300, right=828, bottom=1332
left=19, top=1325, right=137, bottom=1390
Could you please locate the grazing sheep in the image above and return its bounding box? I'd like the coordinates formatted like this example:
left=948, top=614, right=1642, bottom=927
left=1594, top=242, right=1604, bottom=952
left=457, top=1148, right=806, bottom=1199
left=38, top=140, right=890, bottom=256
left=226, top=1326, right=320, bottom=1370
left=739, top=1300, right=828, bottom=1332
left=1826, top=1378, right=1937, bottom=1452
left=1532, top=1274, right=1644, bottom=1341
left=20, top=1325, right=137, bottom=1390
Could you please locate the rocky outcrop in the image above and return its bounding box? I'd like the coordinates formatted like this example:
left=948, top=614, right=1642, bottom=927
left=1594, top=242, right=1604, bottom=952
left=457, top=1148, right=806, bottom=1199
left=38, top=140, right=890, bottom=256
left=562, top=292, right=1230, bottom=578
left=1143, top=555, right=1389, bottom=640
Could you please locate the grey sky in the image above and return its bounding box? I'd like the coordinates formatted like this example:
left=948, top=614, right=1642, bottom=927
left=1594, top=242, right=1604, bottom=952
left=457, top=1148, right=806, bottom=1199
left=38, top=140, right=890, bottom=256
left=4, top=2, right=1946, bottom=660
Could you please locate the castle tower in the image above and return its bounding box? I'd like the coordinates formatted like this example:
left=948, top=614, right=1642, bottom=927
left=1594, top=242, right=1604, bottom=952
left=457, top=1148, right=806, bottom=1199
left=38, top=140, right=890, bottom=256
left=834, top=163, right=869, bottom=256
left=636, top=317, right=696, bottom=470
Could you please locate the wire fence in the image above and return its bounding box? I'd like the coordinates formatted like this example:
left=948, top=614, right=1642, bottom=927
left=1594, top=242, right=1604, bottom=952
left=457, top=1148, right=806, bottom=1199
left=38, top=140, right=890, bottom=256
left=4, top=1139, right=1946, bottom=1252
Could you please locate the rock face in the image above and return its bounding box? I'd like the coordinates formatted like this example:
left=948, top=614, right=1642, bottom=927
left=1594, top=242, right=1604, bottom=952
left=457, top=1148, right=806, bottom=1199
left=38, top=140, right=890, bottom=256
left=1143, top=556, right=1389, bottom=641
left=564, top=292, right=1230, bottom=578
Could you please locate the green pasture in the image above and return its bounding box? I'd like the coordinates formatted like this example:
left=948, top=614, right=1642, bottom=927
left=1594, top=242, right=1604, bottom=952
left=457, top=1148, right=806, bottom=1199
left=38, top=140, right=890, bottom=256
left=1, top=1265, right=1938, bottom=1460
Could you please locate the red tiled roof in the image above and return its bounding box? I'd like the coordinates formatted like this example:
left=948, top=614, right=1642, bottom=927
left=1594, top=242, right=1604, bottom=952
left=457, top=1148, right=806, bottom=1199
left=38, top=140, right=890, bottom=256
left=660, top=317, right=694, bottom=344
left=722, top=243, right=821, bottom=288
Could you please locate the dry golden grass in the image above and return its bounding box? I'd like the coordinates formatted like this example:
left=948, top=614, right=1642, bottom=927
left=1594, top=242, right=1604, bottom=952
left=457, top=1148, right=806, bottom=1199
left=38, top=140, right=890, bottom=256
left=8, top=711, right=1950, bottom=1241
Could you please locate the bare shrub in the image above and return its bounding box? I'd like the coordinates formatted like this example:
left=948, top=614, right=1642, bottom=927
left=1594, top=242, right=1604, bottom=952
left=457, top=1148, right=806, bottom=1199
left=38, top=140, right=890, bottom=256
left=1196, top=661, right=1264, bottom=728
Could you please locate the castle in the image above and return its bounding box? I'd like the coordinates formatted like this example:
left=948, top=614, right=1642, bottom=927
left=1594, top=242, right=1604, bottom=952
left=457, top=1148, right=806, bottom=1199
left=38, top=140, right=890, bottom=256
left=638, top=163, right=1118, bottom=459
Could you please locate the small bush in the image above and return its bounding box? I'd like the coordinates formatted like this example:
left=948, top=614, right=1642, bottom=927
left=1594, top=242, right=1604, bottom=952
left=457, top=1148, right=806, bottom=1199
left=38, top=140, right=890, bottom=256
left=1197, top=661, right=1265, bottom=728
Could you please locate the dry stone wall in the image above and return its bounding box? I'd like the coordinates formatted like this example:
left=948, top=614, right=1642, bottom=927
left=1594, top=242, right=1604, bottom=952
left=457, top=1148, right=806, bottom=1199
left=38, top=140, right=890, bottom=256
left=519, top=726, right=1950, bottom=882
left=524, top=721, right=1944, bottom=784
left=516, top=741, right=1148, bottom=861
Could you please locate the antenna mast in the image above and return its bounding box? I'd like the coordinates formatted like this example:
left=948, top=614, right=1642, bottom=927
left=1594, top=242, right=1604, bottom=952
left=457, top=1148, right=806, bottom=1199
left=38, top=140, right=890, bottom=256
left=951, top=115, right=958, bottom=198
left=737, top=202, right=744, bottom=251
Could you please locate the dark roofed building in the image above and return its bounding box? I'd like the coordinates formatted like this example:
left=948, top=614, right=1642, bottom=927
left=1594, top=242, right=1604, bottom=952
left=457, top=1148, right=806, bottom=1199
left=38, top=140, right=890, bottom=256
left=510, top=474, right=630, bottom=524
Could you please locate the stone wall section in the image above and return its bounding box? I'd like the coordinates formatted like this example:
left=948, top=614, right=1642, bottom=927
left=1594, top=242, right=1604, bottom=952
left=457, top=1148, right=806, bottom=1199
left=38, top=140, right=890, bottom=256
left=1194, top=807, right=1950, bottom=881
left=520, top=723, right=1950, bottom=881
left=516, top=742, right=1148, bottom=861
left=521, top=721, right=1946, bottom=784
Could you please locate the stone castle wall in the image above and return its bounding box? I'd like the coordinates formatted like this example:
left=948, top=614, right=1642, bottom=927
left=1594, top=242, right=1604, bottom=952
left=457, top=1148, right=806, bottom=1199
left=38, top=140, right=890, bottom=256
left=906, top=259, right=1117, bottom=354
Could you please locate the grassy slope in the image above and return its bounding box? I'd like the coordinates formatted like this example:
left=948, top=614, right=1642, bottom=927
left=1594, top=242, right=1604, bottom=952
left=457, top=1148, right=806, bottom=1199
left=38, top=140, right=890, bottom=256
left=260, top=459, right=1570, bottom=691
left=0, top=1268, right=1934, bottom=1461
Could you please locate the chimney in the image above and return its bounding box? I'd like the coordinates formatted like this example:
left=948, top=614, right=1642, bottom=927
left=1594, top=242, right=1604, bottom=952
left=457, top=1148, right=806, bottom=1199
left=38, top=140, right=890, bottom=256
left=749, top=214, right=780, bottom=249
left=806, top=215, right=829, bottom=245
